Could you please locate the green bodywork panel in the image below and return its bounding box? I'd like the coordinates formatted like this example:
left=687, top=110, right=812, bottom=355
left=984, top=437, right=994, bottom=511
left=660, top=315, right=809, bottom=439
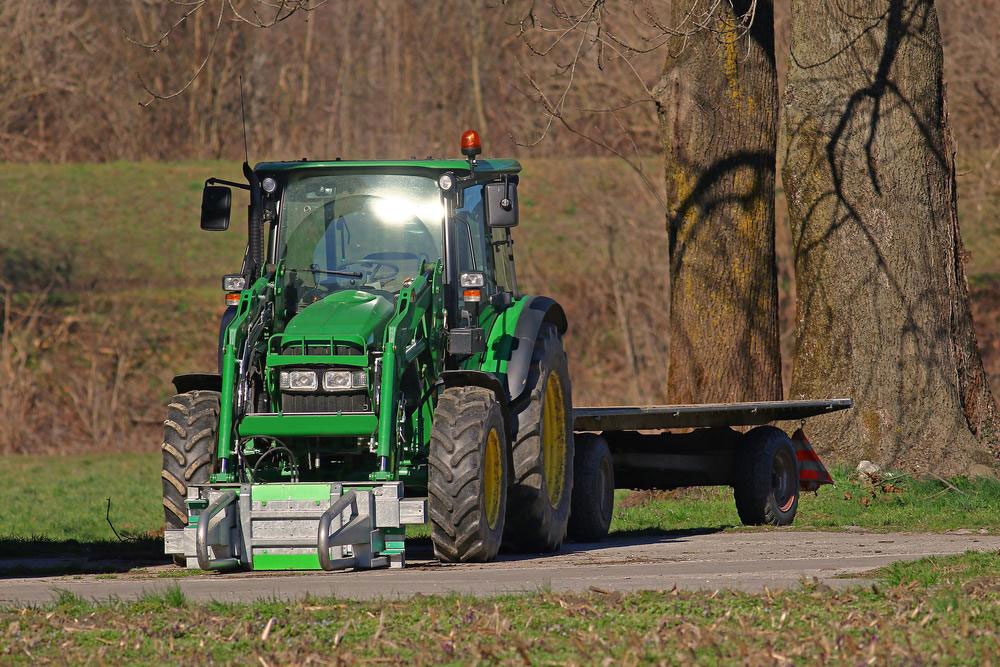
left=281, top=290, right=395, bottom=345
left=239, top=414, right=377, bottom=437
left=252, top=553, right=323, bottom=570
left=472, top=297, right=531, bottom=375
left=252, top=482, right=330, bottom=502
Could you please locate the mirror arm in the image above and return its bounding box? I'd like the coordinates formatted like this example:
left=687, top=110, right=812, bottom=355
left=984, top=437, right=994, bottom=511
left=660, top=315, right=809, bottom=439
left=207, top=177, right=251, bottom=191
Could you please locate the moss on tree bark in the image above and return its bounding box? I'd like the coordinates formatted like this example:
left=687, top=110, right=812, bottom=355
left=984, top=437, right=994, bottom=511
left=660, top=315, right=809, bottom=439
left=656, top=1, right=782, bottom=404
left=782, top=0, right=999, bottom=474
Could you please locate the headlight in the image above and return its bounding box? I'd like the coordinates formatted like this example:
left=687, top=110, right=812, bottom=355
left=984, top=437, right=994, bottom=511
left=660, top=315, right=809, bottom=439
left=323, top=370, right=353, bottom=392
left=460, top=272, right=485, bottom=288
left=281, top=370, right=318, bottom=391
left=222, top=274, right=246, bottom=292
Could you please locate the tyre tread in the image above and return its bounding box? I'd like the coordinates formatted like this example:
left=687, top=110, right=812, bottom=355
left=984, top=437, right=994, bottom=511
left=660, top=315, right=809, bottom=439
left=161, top=390, right=219, bottom=531
left=428, top=386, right=507, bottom=562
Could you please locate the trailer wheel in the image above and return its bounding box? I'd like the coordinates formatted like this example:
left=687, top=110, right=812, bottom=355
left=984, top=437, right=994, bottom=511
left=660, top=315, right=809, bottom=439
left=162, top=390, right=219, bottom=563
left=429, top=386, right=509, bottom=562
left=733, top=426, right=799, bottom=526
left=567, top=434, right=614, bottom=542
left=505, top=323, right=574, bottom=552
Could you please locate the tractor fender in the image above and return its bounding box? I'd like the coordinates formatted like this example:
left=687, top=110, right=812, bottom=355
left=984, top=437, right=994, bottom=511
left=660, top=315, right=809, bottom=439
left=439, top=369, right=515, bottom=477
left=172, top=373, right=222, bottom=394
left=505, top=296, right=567, bottom=405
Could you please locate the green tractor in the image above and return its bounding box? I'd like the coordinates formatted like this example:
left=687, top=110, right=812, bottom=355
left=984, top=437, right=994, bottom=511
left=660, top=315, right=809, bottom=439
left=163, top=132, right=580, bottom=570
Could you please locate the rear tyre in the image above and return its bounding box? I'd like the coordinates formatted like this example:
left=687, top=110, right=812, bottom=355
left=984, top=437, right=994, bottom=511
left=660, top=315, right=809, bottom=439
left=161, top=391, right=219, bottom=553
left=733, top=426, right=799, bottom=526
left=567, top=433, right=614, bottom=542
left=428, top=386, right=509, bottom=563
left=504, top=323, right=574, bottom=552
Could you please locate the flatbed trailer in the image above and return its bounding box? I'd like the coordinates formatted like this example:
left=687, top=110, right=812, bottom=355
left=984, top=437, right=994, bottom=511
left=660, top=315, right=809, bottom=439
left=562, top=398, right=852, bottom=539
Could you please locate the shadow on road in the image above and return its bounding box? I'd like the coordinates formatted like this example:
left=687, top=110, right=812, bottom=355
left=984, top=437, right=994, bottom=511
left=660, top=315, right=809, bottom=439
left=405, top=525, right=732, bottom=562
left=0, top=536, right=167, bottom=579
left=0, top=526, right=733, bottom=578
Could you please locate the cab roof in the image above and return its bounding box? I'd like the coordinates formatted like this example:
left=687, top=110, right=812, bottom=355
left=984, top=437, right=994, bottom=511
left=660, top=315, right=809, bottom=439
left=254, top=158, right=521, bottom=175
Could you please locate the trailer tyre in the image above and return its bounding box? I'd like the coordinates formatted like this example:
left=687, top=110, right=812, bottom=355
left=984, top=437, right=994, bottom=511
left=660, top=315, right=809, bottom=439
left=161, top=390, right=219, bottom=564
left=733, top=426, right=799, bottom=526
left=505, top=323, right=574, bottom=552
left=429, top=386, right=509, bottom=563
left=567, top=434, right=614, bottom=542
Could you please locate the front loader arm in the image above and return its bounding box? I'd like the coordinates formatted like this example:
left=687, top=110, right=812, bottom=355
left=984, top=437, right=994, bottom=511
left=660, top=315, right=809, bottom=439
left=213, top=275, right=272, bottom=482
left=374, top=265, right=442, bottom=479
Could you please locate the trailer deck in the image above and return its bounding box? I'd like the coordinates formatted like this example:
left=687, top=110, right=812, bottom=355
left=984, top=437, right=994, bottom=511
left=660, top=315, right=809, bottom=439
left=564, top=398, right=852, bottom=527
left=573, top=398, right=853, bottom=432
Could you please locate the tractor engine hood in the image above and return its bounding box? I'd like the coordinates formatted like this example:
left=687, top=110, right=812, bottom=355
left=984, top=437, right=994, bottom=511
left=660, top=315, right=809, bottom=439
left=282, top=289, right=396, bottom=348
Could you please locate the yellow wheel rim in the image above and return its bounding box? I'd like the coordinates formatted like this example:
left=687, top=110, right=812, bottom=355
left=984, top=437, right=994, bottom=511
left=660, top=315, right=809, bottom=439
left=483, top=427, right=503, bottom=530
left=542, top=372, right=567, bottom=508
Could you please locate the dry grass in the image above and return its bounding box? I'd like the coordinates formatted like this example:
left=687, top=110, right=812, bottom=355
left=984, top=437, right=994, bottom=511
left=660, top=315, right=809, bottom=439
left=0, top=156, right=998, bottom=454
left=0, top=287, right=219, bottom=455
left=2, top=552, right=998, bottom=664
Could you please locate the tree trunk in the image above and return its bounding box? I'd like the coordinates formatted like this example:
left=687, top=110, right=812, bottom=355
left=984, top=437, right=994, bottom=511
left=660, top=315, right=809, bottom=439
left=656, top=1, right=782, bottom=404
left=782, top=0, right=999, bottom=475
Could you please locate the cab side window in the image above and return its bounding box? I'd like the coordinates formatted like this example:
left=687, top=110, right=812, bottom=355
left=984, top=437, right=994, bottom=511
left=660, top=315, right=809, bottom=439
left=455, top=185, right=495, bottom=287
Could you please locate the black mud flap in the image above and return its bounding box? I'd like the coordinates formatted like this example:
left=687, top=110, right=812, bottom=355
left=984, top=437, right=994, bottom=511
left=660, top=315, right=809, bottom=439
left=172, top=373, right=222, bottom=394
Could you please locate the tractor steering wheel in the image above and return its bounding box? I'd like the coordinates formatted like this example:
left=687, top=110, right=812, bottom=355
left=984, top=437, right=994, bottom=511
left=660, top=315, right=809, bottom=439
left=341, top=259, right=400, bottom=283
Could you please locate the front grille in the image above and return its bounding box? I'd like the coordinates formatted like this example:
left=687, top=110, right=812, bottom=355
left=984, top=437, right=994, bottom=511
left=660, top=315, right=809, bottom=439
left=281, top=391, right=370, bottom=414
left=281, top=343, right=362, bottom=356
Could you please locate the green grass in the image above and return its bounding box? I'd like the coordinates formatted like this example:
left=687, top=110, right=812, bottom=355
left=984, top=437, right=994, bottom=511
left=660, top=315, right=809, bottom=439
left=1, top=551, right=997, bottom=664
left=611, top=465, right=1000, bottom=535
left=0, top=452, right=163, bottom=561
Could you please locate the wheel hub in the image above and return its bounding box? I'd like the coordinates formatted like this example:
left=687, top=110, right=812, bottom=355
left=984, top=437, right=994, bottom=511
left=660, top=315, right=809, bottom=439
left=484, top=427, right=503, bottom=529
left=542, top=373, right=567, bottom=508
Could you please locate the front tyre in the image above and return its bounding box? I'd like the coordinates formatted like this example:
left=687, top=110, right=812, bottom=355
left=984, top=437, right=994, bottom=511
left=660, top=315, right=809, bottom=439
left=428, top=386, right=509, bottom=563
left=505, top=323, right=574, bottom=552
left=161, top=391, right=219, bottom=564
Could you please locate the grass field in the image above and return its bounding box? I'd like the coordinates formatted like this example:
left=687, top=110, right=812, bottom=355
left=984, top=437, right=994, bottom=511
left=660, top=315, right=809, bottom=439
left=2, top=453, right=998, bottom=564
left=1, top=551, right=997, bottom=663
left=3, top=158, right=999, bottom=455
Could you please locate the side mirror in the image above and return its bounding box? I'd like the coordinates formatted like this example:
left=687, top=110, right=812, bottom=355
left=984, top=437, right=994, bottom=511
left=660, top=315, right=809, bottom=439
left=484, top=181, right=518, bottom=228
left=201, top=185, right=232, bottom=231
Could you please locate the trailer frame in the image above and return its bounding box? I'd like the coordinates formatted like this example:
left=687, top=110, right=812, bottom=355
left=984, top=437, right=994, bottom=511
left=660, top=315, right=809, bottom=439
left=565, top=398, right=852, bottom=536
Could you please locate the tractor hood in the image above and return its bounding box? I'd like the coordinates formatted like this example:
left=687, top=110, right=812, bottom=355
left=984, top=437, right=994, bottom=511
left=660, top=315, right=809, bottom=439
left=283, top=289, right=395, bottom=348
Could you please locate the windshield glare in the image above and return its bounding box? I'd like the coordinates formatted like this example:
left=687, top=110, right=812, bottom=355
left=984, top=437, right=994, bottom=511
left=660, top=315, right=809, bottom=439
left=278, top=173, right=444, bottom=301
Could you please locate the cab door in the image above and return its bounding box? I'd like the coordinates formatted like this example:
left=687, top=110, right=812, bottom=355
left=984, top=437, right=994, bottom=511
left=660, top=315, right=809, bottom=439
left=454, top=183, right=499, bottom=333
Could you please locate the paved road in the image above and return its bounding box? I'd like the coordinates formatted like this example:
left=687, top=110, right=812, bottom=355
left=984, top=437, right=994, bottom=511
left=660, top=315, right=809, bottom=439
left=2, top=530, right=997, bottom=604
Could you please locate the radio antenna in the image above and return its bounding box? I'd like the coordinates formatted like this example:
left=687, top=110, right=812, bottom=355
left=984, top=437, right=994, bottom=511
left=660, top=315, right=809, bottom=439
left=239, top=75, right=249, bottom=164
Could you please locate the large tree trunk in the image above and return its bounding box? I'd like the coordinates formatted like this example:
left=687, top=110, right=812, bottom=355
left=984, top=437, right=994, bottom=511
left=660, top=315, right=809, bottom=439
left=783, top=0, right=999, bottom=475
left=656, top=1, right=782, bottom=404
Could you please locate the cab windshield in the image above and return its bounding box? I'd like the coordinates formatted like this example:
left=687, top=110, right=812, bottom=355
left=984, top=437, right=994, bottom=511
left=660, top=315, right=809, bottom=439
left=278, top=172, right=444, bottom=302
